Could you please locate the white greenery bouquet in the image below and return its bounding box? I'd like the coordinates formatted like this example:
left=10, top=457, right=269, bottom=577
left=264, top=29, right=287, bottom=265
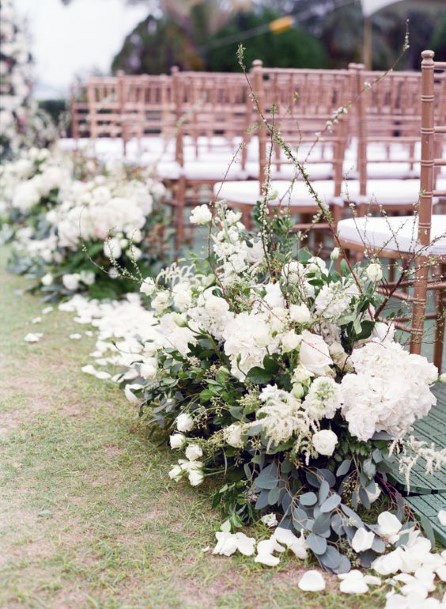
left=6, top=153, right=169, bottom=299
left=119, top=202, right=440, bottom=574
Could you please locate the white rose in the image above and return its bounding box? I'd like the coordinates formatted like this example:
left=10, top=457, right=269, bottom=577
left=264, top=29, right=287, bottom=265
left=176, top=413, right=194, bottom=432
left=190, top=204, right=212, bottom=225
left=281, top=331, right=302, bottom=353
left=62, top=273, right=80, bottom=291
left=140, top=277, right=156, bottom=296
left=299, top=330, right=333, bottom=376
left=224, top=423, right=244, bottom=448
left=185, top=444, right=203, bottom=461
left=366, top=263, right=383, bottom=283
left=312, top=429, right=338, bottom=456
left=41, top=273, right=53, bottom=286
left=169, top=434, right=187, bottom=449
left=188, top=467, right=204, bottom=486
left=289, top=303, right=312, bottom=324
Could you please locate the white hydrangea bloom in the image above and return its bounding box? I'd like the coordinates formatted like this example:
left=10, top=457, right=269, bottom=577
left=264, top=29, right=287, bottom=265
left=340, top=341, right=437, bottom=441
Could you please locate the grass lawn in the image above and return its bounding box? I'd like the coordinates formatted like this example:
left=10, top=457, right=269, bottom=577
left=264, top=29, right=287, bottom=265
left=0, top=247, right=388, bottom=609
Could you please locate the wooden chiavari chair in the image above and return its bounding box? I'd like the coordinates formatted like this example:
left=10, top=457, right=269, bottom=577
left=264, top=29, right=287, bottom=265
left=213, top=61, right=353, bottom=237
left=157, top=69, right=253, bottom=253
left=69, top=83, right=89, bottom=140
left=337, top=50, right=446, bottom=369
left=87, top=76, right=123, bottom=141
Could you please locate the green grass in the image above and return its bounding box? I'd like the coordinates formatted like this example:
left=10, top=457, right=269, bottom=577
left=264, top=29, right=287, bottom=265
left=0, top=247, right=390, bottom=609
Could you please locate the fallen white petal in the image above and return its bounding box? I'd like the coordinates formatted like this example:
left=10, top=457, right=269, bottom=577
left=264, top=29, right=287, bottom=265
left=377, top=512, right=403, bottom=538
left=255, top=553, right=280, bottom=567
left=351, top=528, right=375, bottom=553
left=438, top=510, right=446, bottom=526
left=69, top=333, right=82, bottom=340
left=339, top=570, right=369, bottom=594
left=24, top=333, right=43, bottom=343
left=32, top=317, right=42, bottom=324
left=257, top=538, right=285, bottom=555
left=42, top=306, right=53, bottom=315
left=234, top=532, right=256, bottom=556
left=298, top=570, right=326, bottom=592
left=364, top=575, right=381, bottom=586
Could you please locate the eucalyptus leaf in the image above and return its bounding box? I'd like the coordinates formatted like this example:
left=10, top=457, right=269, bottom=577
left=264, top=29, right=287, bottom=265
left=306, top=471, right=321, bottom=488
left=307, top=533, right=327, bottom=555
left=336, top=459, right=351, bottom=477
left=268, top=486, right=282, bottom=506
left=333, top=554, right=351, bottom=574
left=320, top=494, right=341, bottom=513
left=300, top=492, right=318, bottom=507
left=318, top=469, right=336, bottom=487
left=319, top=545, right=341, bottom=570
left=358, top=488, right=371, bottom=510
left=318, top=480, right=330, bottom=504
left=255, top=489, right=270, bottom=510
left=359, top=549, right=377, bottom=569
left=312, top=512, right=332, bottom=536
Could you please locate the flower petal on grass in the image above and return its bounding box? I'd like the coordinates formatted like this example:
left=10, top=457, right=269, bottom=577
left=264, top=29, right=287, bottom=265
left=24, top=332, right=43, bottom=343
left=298, top=570, right=326, bottom=592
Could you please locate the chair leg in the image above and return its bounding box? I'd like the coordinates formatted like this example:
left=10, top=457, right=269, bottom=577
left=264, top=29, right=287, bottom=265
left=410, top=256, right=429, bottom=356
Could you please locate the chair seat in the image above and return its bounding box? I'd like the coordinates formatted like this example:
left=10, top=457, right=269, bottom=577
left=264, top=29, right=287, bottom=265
left=340, top=178, right=431, bottom=206
left=156, top=159, right=247, bottom=181
left=245, top=161, right=334, bottom=181
left=338, top=215, right=446, bottom=256
left=214, top=179, right=344, bottom=208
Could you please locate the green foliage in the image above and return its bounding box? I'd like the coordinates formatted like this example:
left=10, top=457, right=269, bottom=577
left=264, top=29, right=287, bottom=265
left=207, top=10, right=328, bottom=72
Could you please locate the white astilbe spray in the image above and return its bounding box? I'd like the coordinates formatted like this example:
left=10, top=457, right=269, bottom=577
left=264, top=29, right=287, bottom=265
left=399, top=436, right=446, bottom=492
left=256, top=385, right=312, bottom=450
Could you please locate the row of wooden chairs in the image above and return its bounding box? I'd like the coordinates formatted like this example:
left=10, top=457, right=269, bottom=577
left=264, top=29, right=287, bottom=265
left=70, top=63, right=445, bottom=250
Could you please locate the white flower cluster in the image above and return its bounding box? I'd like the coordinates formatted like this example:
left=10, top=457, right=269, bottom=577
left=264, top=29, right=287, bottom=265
left=0, top=148, right=68, bottom=218
left=0, top=1, right=55, bottom=158
left=0, top=0, right=33, bottom=157
left=341, top=341, right=438, bottom=441
left=51, top=174, right=161, bottom=251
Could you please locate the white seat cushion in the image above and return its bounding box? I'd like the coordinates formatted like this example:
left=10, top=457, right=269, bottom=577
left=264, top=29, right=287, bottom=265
left=338, top=215, right=446, bottom=256
left=214, top=179, right=344, bottom=208
left=156, top=160, right=247, bottom=181
left=245, top=161, right=333, bottom=181
left=340, top=179, right=423, bottom=206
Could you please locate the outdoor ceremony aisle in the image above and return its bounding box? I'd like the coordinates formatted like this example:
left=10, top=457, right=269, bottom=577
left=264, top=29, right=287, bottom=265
left=0, top=247, right=387, bottom=609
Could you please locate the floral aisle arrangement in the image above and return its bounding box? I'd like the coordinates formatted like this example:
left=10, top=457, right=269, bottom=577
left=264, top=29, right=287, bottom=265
left=8, top=156, right=169, bottom=299
left=105, top=202, right=446, bottom=602
left=0, top=0, right=56, bottom=160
